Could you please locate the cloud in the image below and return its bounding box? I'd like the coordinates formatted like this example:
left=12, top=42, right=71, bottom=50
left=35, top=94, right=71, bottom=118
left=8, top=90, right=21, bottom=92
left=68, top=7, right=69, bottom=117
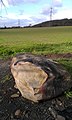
left=0, top=17, right=32, bottom=27
left=0, top=11, right=33, bottom=27
left=41, top=6, right=57, bottom=15
left=8, top=0, right=24, bottom=6
left=0, top=0, right=38, bottom=6
left=30, top=15, right=47, bottom=24
left=53, top=8, right=72, bottom=20
left=24, top=0, right=38, bottom=3
left=0, top=11, right=48, bottom=27
left=41, top=0, right=62, bottom=16
left=53, top=0, right=62, bottom=7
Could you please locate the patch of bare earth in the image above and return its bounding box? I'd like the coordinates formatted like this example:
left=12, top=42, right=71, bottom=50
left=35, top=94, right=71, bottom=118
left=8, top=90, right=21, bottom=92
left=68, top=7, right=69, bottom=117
left=0, top=53, right=72, bottom=120
left=46, top=53, right=72, bottom=59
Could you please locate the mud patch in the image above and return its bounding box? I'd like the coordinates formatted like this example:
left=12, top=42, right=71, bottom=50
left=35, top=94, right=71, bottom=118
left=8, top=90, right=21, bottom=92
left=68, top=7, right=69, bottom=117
left=46, top=53, right=72, bottom=59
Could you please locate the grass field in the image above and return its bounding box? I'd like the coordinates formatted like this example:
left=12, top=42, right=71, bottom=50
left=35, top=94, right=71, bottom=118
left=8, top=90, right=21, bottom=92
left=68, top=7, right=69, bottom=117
left=0, top=26, right=72, bottom=57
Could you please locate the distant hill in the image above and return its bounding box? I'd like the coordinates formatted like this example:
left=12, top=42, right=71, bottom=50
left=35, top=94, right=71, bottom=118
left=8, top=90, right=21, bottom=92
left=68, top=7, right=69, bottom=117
left=32, top=18, right=72, bottom=27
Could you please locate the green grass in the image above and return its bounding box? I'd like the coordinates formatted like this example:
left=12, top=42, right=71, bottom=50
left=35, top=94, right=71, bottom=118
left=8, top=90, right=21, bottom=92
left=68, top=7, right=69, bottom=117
left=0, top=26, right=72, bottom=57
left=57, top=59, right=72, bottom=77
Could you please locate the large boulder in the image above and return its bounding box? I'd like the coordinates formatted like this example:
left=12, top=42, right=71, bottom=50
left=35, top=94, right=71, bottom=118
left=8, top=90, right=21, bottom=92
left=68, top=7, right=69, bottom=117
left=11, top=54, right=72, bottom=102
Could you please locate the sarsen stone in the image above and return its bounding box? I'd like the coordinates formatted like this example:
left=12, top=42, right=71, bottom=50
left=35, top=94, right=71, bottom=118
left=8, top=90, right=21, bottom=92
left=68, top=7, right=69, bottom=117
left=11, top=54, right=72, bottom=102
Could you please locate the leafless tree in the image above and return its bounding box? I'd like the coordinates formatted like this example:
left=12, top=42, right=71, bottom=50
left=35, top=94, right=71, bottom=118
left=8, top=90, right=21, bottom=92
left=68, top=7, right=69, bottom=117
left=0, top=0, right=7, bottom=15
left=0, top=0, right=6, bottom=7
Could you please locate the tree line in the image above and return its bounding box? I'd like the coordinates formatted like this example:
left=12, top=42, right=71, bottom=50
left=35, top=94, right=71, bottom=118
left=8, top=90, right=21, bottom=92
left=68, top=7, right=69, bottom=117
left=32, top=18, right=72, bottom=27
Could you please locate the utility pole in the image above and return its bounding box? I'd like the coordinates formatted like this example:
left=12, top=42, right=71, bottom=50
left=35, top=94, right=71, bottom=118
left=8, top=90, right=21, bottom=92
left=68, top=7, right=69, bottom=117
left=50, top=7, right=53, bottom=21
left=18, top=19, right=20, bottom=27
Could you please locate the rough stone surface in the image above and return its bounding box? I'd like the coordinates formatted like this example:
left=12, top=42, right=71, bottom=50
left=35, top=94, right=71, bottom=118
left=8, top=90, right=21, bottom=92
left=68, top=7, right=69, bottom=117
left=56, top=115, right=65, bottom=120
left=11, top=93, right=20, bottom=98
left=11, top=54, right=72, bottom=102
left=15, top=109, right=21, bottom=117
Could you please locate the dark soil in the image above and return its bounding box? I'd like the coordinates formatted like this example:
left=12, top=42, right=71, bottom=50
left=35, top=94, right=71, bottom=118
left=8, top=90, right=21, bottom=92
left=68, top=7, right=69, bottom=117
left=46, top=53, right=72, bottom=59
left=0, top=53, right=72, bottom=120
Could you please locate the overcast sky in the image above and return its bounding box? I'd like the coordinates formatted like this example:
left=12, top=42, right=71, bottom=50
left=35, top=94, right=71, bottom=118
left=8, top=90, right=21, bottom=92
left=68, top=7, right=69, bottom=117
left=0, top=0, right=72, bottom=27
